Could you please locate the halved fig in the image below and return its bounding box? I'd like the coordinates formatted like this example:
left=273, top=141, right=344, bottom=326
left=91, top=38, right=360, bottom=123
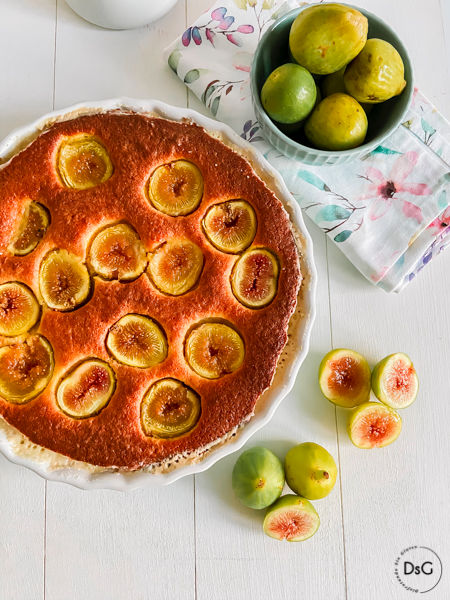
left=141, top=378, right=201, bottom=438
left=185, top=322, right=244, bottom=379
left=89, top=223, right=147, bottom=281
left=202, top=200, right=256, bottom=254
left=318, top=348, right=371, bottom=408
left=371, top=353, right=418, bottom=409
left=148, top=160, right=203, bottom=216
left=0, top=282, right=40, bottom=336
left=56, top=358, right=116, bottom=418
left=147, top=239, right=203, bottom=295
left=263, top=494, right=320, bottom=542
left=231, top=248, right=279, bottom=308
left=57, top=134, right=113, bottom=189
left=8, top=201, right=50, bottom=256
left=0, top=335, right=54, bottom=404
left=39, top=249, right=91, bottom=311
left=348, top=401, right=402, bottom=449
left=106, top=314, right=167, bottom=368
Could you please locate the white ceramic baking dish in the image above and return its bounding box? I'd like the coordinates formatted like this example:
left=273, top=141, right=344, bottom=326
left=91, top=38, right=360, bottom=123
left=0, top=99, right=317, bottom=490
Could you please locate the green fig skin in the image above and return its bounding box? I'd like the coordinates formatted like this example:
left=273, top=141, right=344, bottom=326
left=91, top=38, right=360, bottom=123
left=321, top=67, right=346, bottom=97
left=232, top=447, right=285, bottom=510
left=285, top=442, right=337, bottom=500
left=348, top=401, right=402, bottom=449
left=263, top=494, right=320, bottom=542
left=261, top=63, right=317, bottom=125
left=305, top=93, right=368, bottom=150
left=371, top=353, right=419, bottom=409
left=344, top=38, right=406, bottom=103
left=314, top=84, right=322, bottom=107
left=289, top=4, right=368, bottom=75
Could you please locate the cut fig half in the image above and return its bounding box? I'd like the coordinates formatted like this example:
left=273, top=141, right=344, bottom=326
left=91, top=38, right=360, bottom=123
left=57, top=134, right=113, bottom=189
left=148, top=160, right=203, bottom=217
left=88, top=223, right=147, bottom=282
left=263, top=494, right=320, bottom=542
left=39, top=249, right=91, bottom=311
left=148, top=239, right=203, bottom=296
left=141, top=378, right=201, bottom=438
left=0, top=335, right=54, bottom=404
left=371, top=353, right=418, bottom=408
left=8, top=201, right=50, bottom=256
left=0, top=282, right=40, bottom=336
left=348, top=402, right=402, bottom=449
left=231, top=248, right=279, bottom=308
left=56, top=358, right=116, bottom=418
left=106, top=314, right=167, bottom=368
left=202, top=200, right=256, bottom=254
left=318, top=348, right=371, bottom=408
left=185, top=322, right=245, bottom=379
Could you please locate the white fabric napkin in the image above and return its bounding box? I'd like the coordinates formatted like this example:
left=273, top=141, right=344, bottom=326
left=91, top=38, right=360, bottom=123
left=165, top=0, right=450, bottom=291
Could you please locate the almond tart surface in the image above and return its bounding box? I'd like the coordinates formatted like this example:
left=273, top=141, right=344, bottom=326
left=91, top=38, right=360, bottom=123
left=0, top=112, right=301, bottom=471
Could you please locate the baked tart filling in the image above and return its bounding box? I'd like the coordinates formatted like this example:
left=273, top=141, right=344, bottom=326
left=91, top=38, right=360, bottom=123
left=0, top=112, right=301, bottom=470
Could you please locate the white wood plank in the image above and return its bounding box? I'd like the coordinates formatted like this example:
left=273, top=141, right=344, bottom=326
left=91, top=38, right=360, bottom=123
left=45, top=3, right=196, bottom=600
left=54, top=0, right=188, bottom=108
left=185, top=2, right=345, bottom=598
left=46, top=481, right=195, bottom=600
left=194, top=225, right=347, bottom=600
left=0, top=1, right=56, bottom=599
left=0, top=0, right=56, bottom=135
left=327, top=3, right=450, bottom=597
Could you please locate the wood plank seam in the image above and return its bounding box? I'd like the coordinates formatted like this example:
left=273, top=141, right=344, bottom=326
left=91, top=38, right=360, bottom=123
left=326, top=236, right=349, bottom=600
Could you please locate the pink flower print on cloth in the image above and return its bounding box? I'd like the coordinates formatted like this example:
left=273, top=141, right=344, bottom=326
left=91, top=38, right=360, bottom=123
left=361, top=152, right=431, bottom=223
left=427, top=205, right=450, bottom=235
left=165, top=0, right=450, bottom=292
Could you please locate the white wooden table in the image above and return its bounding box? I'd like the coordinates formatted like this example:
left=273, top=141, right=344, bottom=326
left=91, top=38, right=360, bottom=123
left=0, top=1, right=449, bottom=599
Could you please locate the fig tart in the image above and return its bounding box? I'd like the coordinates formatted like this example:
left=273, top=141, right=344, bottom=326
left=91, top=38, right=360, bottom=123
left=0, top=109, right=303, bottom=473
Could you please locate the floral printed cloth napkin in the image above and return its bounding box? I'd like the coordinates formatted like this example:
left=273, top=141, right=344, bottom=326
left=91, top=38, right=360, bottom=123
left=165, top=0, right=450, bottom=292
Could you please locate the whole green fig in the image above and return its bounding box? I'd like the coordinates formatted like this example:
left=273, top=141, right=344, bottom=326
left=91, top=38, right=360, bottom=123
left=289, top=3, right=368, bottom=75
left=344, top=38, right=406, bottom=103
left=305, top=93, right=368, bottom=151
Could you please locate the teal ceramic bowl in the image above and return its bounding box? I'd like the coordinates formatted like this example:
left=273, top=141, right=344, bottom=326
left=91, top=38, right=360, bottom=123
left=250, top=3, right=414, bottom=166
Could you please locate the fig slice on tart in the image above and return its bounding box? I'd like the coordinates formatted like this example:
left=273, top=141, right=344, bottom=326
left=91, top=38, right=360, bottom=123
left=8, top=201, right=50, bottom=256
left=231, top=248, right=279, bottom=309
left=39, top=249, right=91, bottom=311
left=0, top=282, right=40, bottom=336
left=148, top=160, right=203, bottom=216
left=141, top=378, right=201, bottom=438
left=0, top=335, right=54, bottom=404
left=88, top=223, right=147, bottom=282
left=148, top=239, right=203, bottom=296
left=202, top=200, right=256, bottom=254
left=56, top=358, right=116, bottom=418
left=185, top=322, right=245, bottom=379
left=106, top=314, right=168, bottom=369
left=57, top=134, right=113, bottom=189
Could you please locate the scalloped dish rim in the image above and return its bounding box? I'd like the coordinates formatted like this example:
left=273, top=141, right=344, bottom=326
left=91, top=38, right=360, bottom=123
left=0, top=98, right=317, bottom=490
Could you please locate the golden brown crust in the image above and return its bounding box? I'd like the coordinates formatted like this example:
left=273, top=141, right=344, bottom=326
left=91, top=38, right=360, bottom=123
left=0, top=112, right=301, bottom=469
